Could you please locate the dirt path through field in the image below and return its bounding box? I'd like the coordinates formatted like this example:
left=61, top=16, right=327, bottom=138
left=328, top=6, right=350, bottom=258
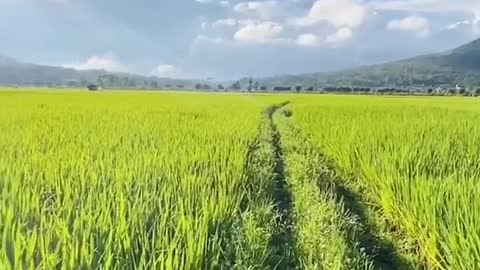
left=266, top=102, right=301, bottom=269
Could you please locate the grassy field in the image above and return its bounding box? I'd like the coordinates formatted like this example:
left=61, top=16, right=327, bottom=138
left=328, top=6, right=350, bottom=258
left=279, top=96, right=480, bottom=269
left=1, top=90, right=480, bottom=269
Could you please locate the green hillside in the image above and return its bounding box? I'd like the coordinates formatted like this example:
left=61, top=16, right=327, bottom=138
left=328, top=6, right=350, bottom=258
left=258, top=38, right=480, bottom=88
left=0, top=55, right=204, bottom=89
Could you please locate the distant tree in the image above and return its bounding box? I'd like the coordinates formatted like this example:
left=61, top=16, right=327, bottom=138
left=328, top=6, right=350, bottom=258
left=427, top=88, right=434, bottom=95
left=260, top=85, right=268, bottom=91
left=96, top=75, right=107, bottom=87
left=447, top=89, right=456, bottom=95
left=66, top=80, right=79, bottom=87
left=295, top=85, right=302, bottom=93
left=248, top=78, right=253, bottom=92
left=195, top=83, right=202, bottom=90
left=273, top=86, right=292, bottom=92
left=230, top=81, right=241, bottom=91
left=458, top=88, right=466, bottom=95
left=475, top=88, right=480, bottom=97
left=253, top=81, right=259, bottom=91
left=122, top=77, right=129, bottom=87
left=235, top=81, right=242, bottom=90
left=217, top=84, right=225, bottom=91
left=128, top=79, right=137, bottom=88
left=80, top=80, right=89, bottom=87
left=100, top=74, right=120, bottom=87
left=151, top=81, right=159, bottom=89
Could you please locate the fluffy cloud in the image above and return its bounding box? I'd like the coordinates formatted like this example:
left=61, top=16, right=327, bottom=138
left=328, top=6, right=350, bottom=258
left=295, top=30, right=354, bottom=47
left=292, top=0, right=368, bottom=28
left=64, top=53, right=129, bottom=72
left=387, top=16, right=430, bottom=37
left=233, top=20, right=284, bottom=43
left=474, top=12, right=480, bottom=33
left=234, top=1, right=279, bottom=19
left=325, top=27, right=353, bottom=46
left=295, top=33, right=320, bottom=47
left=369, top=0, right=477, bottom=13
left=370, top=0, right=480, bottom=34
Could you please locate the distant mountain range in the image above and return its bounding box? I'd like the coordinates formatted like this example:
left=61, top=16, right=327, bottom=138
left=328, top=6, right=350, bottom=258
left=256, top=37, right=480, bottom=88
left=3, top=38, right=480, bottom=89
left=0, top=55, right=205, bottom=89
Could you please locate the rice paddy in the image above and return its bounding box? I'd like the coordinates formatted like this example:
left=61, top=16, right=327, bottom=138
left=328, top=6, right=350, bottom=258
left=1, top=90, right=480, bottom=269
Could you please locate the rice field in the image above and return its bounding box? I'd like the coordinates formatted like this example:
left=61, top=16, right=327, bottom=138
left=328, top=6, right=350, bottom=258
left=279, top=96, right=480, bottom=269
left=1, top=89, right=480, bottom=269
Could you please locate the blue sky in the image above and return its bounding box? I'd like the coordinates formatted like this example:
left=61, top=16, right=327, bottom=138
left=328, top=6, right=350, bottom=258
left=0, top=0, right=479, bottom=79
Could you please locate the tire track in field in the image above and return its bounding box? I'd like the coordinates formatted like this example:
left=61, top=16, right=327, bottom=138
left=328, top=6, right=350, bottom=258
left=271, top=103, right=406, bottom=270
left=319, top=159, right=409, bottom=270
left=266, top=102, right=300, bottom=270
left=267, top=102, right=405, bottom=270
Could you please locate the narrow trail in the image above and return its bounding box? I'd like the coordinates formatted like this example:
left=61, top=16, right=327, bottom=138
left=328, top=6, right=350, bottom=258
left=266, top=102, right=300, bottom=270
left=264, top=102, right=404, bottom=270
left=322, top=177, right=406, bottom=270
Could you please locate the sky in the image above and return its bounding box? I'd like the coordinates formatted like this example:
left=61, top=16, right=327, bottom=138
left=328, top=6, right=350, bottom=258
left=0, top=0, right=479, bottom=80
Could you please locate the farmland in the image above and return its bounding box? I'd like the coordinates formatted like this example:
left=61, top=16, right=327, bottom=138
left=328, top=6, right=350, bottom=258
left=1, top=90, right=480, bottom=269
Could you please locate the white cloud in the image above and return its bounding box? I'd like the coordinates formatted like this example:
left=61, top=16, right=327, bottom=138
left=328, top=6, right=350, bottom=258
left=234, top=1, right=279, bottom=19
left=151, top=64, right=180, bottom=78
left=387, top=16, right=430, bottom=37
left=369, top=0, right=476, bottom=13
left=292, top=0, right=368, bottom=28
left=212, top=18, right=237, bottom=28
left=445, top=20, right=471, bottom=30
left=195, top=0, right=230, bottom=6
left=219, top=1, right=230, bottom=6
left=64, top=53, right=128, bottom=72
left=325, top=27, right=353, bottom=46
left=370, top=0, right=480, bottom=34
left=233, top=20, right=284, bottom=43
left=295, top=33, right=320, bottom=47
left=474, top=11, right=480, bottom=33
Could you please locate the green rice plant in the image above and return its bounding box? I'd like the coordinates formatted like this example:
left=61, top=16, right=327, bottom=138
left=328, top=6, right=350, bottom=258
left=288, top=95, right=480, bottom=269
left=5, top=89, right=478, bottom=270
left=0, top=90, right=283, bottom=269
left=273, top=106, right=375, bottom=270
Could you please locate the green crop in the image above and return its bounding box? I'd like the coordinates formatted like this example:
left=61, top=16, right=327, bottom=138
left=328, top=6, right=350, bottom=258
left=2, top=90, right=480, bottom=270
left=287, top=95, right=480, bottom=269
left=0, top=90, right=283, bottom=269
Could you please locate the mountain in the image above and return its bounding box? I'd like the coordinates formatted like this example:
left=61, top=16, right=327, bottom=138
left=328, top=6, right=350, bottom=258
left=0, top=55, right=17, bottom=65
left=0, top=55, right=205, bottom=89
left=0, top=55, right=105, bottom=86
left=257, top=38, right=480, bottom=88
left=5, top=37, right=480, bottom=89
